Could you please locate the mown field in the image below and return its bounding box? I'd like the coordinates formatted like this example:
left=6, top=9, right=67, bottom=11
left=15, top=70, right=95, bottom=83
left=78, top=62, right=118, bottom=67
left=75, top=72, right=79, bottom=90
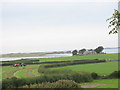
left=1, top=53, right=119, bottom=88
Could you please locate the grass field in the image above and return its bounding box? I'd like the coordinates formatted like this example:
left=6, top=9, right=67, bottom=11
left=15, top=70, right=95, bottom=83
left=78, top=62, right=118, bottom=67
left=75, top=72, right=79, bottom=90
left=35, top=53, right=119, bottom=62
left=81, top=79, right=119, bottom=88
left=50, top=61, right=119, bottom=75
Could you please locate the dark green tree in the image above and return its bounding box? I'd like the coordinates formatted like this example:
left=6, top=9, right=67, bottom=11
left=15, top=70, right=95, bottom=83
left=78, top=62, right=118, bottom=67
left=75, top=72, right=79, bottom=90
left=94, top=46, right=104, bottom=54
left=107, top=9, right=120, bottom=34
left=88, top=49, right=93, bottom=51
left=72, top=50, right=78, bottom=56
left=91, top=72, right=99, bottom=79
left=79, top=49, right=86, bottom=54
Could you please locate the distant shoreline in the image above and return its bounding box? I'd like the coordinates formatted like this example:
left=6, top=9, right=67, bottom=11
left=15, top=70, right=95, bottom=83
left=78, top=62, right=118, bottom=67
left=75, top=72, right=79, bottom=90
left=0, top=47, right=119, bottom=58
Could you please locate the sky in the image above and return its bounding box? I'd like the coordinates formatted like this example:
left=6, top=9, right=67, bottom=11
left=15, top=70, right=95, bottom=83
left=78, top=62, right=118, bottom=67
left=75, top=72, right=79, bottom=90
left=0, top=0, right=119, bottom=53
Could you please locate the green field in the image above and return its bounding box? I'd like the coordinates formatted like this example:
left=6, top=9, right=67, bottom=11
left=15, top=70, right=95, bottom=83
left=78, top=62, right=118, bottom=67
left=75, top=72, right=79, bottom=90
left=50, top=61, right=119, bottom=75
left=36, top=53, right=119, bottom=62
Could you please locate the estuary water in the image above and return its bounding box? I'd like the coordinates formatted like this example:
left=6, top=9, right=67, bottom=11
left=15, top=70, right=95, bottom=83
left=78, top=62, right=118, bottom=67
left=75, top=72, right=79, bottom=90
left=0, top=54, right=72, bottom=61
left=0, top=48, right=119, bottom=61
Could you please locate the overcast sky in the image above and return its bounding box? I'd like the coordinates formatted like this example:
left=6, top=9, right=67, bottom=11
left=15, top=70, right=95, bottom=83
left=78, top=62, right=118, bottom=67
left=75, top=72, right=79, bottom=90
left=0, top=0, right=118, bottom=53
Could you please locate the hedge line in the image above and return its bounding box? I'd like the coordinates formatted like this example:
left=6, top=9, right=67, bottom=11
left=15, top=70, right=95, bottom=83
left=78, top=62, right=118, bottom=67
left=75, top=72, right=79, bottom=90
left=22, top=80, right=81, bottom=88
left=1, top=59, right=106, bottom=66
left=43, top=60, right=106, bottom=68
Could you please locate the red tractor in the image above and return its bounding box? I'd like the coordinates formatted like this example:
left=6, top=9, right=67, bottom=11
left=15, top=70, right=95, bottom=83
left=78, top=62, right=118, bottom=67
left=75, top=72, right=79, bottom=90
left=13, top=63, right=26, bottom=67
left=13, top=64, right=21, bottom=67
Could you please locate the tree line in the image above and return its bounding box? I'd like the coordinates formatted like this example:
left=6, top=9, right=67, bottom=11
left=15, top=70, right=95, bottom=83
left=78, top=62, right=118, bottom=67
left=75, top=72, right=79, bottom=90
left=72, top=46, right=104, bottom=56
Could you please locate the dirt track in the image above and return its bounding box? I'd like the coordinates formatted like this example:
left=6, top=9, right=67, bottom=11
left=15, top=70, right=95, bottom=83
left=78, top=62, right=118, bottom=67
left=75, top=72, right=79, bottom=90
left=81, top=84, right=108, bottom=88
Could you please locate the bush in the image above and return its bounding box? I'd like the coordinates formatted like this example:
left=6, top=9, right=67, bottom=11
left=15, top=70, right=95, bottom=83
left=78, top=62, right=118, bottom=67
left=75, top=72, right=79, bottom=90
left=2, top=77, right=26, bottom=89
left=22, top=80, right=81, bottom=88
left=38, top=67, right=93, bottom=83
left=91, top=72, right=99, bottom=79
left=109, top=70, right=120, bottom=78
left=42, top=60, right=106, bottom=68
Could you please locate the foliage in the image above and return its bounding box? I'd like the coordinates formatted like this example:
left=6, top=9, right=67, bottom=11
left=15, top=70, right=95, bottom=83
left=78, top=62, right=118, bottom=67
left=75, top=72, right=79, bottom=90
left=22, top=80, right=81, bottom=88
left=38, top=66, right=93, bottom=83
left=43, top=59, right=106, bottom=68
left=2, top=77, right=26, bottom=89
left=2, top=59, right=40, bottom=66
left=79, top=49, right=86, bottom=54
left=72, top=50, right=78, bottom=56
left=91, top=72, right=99, bottom=79
left=109, top=70, right=120, bottom=78
left=107, top=9, right=120, bottom=34
left=94, top=46, right=104, bottom=54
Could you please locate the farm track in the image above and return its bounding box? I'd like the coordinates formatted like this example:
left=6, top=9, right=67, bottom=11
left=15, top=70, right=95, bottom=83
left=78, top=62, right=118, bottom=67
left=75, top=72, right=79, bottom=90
left=81, top=84, right=108, bottom=88
left=25, top=67, right=38, bottom=77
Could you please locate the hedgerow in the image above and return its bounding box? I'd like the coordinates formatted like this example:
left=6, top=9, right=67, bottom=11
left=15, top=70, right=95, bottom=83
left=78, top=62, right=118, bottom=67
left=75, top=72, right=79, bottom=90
left=22, top=80, right=81, bottom=88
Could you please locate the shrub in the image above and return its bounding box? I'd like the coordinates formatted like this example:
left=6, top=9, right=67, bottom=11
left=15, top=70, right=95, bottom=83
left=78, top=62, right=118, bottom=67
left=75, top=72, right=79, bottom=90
left=91, top=72, right=99, bottom=79
left=109, top=70, right=120, bottom=78
left=42, top=60, right=106, bottom=68
left=38, top=66, right=93, bottom=83
left=22, top=80, right=81, bottom=88
left=2, top=77, right=26, bottom=89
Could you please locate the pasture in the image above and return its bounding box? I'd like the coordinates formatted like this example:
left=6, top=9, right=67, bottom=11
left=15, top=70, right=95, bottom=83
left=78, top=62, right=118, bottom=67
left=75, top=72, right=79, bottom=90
left=22, top=53, right=119, bottom=62
left=50, top=61, right=119, bottom=75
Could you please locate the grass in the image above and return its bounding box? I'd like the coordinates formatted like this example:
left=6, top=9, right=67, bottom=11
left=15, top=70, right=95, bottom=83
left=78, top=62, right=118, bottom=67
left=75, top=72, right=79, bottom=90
left=2, top=65, right=40, bottom=79
left=50, top=61, right=119, bottom=75
left=14, top=68, right=27, bottom=78
left=2, top=66, right=20, bottom=80
left=33, top=53, right=118, bottom=62
left=81, top=79, right=119, bottom=88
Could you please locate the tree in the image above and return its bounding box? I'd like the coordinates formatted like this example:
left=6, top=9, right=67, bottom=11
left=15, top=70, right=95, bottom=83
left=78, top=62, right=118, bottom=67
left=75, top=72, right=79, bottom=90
left=72, top=50, right=78, bottom=56
left=79, top=49, right=86, bottom=54
left=94, top=46, right=104, bottom=54
left=107, top=9, right=120, bottom=34
left=88, top=49, right=93, bottom=51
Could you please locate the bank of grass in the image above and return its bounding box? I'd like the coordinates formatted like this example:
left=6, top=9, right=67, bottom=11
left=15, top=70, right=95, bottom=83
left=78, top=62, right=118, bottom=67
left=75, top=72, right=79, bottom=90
left=81, top=79, right=119, bottom=88
left=50, top=61, right=119, bottom=75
